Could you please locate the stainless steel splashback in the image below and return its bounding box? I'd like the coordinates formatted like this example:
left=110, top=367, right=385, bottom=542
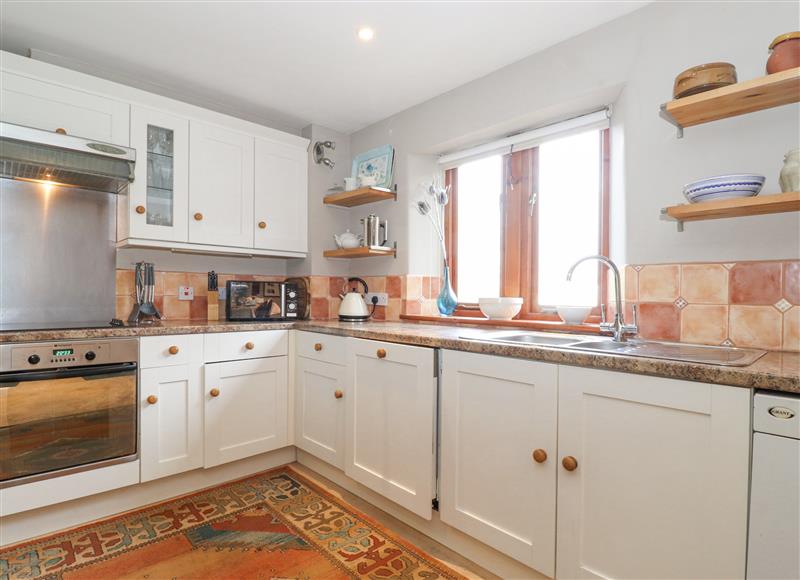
left=0, top=178, right=116, bottom=324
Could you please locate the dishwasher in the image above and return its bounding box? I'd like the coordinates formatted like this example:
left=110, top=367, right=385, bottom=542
left=747, top=391, right=800, bottom=579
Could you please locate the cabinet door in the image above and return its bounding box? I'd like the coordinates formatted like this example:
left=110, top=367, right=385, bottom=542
left=204, top=356, right=287, bottom=467
left=440, top=350, right=557, bottom=576
left=346, top=338, right=436, bottom=519
left=140, top=364, right=203, bottom=482
left=295, top=356, right=346, bottom=468
left=254, top=138, right=307, bottom=253
left=189, top=122, right=254, bottom=247
left=127, top=106, right=189, bottom=242
left=557, top=366, right=750, bottom=579
left=0, top=72, right=130, bottom=144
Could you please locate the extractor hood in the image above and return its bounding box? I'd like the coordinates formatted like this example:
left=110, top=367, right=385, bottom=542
left=0, top=122, right=135, bottom=193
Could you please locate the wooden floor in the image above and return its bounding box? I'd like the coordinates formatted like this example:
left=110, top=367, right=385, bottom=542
left=291, top=463, right=500, bottom=580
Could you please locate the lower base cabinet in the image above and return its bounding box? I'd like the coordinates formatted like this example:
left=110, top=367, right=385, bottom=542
left=345, top=338, right=436, bottom=520
left=295, top=356, right=346, bottom=469
left=556, top=365, right=750, bottom=579
left=140, top=364, right=204, bottom=482
left=204, top=356, right=288, bottom=468
left=440, top=350, right=558, bottom=577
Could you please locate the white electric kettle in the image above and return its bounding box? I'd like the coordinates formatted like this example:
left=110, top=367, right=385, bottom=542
left=338, top=277, right=372, bottom=322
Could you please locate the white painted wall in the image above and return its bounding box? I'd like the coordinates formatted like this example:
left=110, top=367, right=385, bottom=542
left=349, top=1, right=799, bottom=274
left=287, top=125, right=352, bottom=277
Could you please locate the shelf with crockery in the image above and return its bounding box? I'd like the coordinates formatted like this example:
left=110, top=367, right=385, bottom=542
left=660, top=67, right=800, bottom=136
left=662, top=191, right=800, bottom=230
left=323, top=185, right=397, bottom=208
left=323, top=246, right=396, bottom=259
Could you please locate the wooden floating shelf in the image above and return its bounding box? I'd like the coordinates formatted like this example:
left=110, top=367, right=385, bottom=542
left=323, top=246, right=396, bottom=259
left=660, top=67, right=800, bottom=134
left=323, top=186, right=397, bottom=208
left=662, top=192, right=800, bottom=229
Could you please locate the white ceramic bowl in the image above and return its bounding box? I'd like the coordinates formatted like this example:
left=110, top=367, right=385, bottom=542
left=556, top=306, right=592, bottom=325
left=479, top=297, right=523, bottom=320
left=683, top=174, right=765, bottom=203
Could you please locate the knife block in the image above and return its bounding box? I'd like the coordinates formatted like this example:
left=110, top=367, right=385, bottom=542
left=207, top=290, right=220, bottom=321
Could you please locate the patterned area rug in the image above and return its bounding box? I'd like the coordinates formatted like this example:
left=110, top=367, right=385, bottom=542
left=1, top=466, right=466, bottom=579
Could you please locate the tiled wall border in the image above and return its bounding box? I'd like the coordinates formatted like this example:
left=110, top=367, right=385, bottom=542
left=623, top=260, right=799, bottom=352
left=116, top=259, right=799, bottom=352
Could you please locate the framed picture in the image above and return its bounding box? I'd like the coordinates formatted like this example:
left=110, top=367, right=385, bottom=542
left=351, top=145, right=394, bottom=189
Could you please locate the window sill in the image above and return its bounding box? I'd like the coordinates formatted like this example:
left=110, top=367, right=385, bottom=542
left=399, top=314, right=605, bottom=335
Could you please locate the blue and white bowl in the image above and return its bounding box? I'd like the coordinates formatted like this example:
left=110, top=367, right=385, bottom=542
left=683, top=174, right=765, bottom=203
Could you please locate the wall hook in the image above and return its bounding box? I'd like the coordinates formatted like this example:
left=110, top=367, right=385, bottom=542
left=313, top=140, right=336, bottom=169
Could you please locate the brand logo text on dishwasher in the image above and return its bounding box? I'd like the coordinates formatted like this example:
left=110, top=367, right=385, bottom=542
left=768, top=406, right=796, bottom=420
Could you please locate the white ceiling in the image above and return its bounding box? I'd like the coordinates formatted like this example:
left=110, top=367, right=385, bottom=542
left=0, top=1, right=648, bottom=134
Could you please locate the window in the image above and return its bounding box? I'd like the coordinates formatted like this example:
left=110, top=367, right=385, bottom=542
left=445, top=127, right=610, bottom=319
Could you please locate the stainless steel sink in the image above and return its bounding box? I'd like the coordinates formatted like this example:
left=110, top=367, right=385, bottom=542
left=465, top=331, right=767, bottom=367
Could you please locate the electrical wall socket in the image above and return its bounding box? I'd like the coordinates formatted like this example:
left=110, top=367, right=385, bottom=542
left=365, top=292, right=388, bottom=306
left=178, top=286, right=194, bottom=301
left=218, top=287, right=227, bottom=300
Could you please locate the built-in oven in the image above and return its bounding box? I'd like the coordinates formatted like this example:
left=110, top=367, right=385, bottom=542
left=0, top=338, right=138, bottom=487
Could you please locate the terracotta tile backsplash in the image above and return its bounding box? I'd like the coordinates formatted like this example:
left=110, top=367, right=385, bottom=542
left=116, top=259, right=799, bottom=352
left=625, top=260, right=799, bottom=351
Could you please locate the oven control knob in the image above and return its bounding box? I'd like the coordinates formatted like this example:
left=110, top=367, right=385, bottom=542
left=288, top=291, right=297, bottom=299
left=28, top=354, right=40, bottom=365
left=288, top=303, right=297, bottom=310
left=85, top=351, right=96, bottom=361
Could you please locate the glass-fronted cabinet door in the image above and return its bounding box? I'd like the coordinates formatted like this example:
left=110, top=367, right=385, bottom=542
left=127, top=106, right=189, bottom=242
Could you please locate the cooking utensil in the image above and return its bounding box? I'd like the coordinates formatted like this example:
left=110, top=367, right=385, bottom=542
left=128, top=262, right=162, bottom=323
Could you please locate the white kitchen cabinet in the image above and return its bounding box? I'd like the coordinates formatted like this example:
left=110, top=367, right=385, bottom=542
left=124, top=106, right=189, bottom=242
left=345, top=338, right=436, bottom=520
left=139, top=364, right=203, bottom=482
left=254, top=138, right=308, bottom=253
left=0, top=71, right=130, bottom=144
left=189, top=121, right=254, bottom=248
left=295, top=355, right=346, bottom=468
left=439, top=350, right=558, bottom=576
left=556, top=365, right=750, bottom=579
left=204, top=356, right=288, bottom=468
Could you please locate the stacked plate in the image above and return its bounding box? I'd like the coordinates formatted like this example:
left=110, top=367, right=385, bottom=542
left=683, top=174, right=765, bottom=203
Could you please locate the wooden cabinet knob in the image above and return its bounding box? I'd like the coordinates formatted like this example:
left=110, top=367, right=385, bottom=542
left=314, top=343, right=323, bottom=351
left=532, top=449, right=548, bottom=463
left=168, top=345, right=179, bottom=355
left=245, top=341, right=255, bottom=350
left=210, top=388, right=220, bottom=397
left=562, top=456, right=578, bottom=471
left=135, top=205, right=146, bottom=214
left=194, top=212, right=203, bottom=221
left=376, top=348, right=387, bottom=359
left=55, top=127, right=67, bottom=134
left=258, top=221, right=267, bottom=229
left=146, top=395, right=158, bottom=404
left=334, top=389, right=344, bottom=399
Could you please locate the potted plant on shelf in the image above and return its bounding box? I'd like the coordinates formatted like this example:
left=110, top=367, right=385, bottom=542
left=416, top=176, right=458, bottom=316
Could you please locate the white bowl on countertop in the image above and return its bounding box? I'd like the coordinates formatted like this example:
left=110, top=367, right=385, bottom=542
left=479, top=297, right=523, bottom=320
left=556, top=306, right=592, bottom=325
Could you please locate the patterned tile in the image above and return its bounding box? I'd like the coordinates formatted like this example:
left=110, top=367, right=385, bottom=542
left=729, top=305, right=782, bottom=350
left=674, top=297, right=688, bottom=309
left=775, top=298, right=792, bottom=313
left=784, top=262, right=800, bottom=305
left=680, top=264, right=728, bottom=304
left=721, top=338, right=735, bottom=347
left=730, top=262, right=782, bottom=305
left=637, top=303, right=680, bottom=341
left=638, top=265, right=680, bottom=302
left=681, top=305, right=728, bottom=345
left=783, top=307, right=800, bottom=352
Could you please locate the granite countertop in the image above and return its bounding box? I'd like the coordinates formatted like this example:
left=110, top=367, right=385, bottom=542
left=1, top=319, right=797, bottom=393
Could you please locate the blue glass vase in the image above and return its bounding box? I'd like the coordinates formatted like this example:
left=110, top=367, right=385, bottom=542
left=437, top=264, right=458, bottom=316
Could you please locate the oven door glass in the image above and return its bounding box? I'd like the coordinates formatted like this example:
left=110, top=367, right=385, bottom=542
left=0, top=363, right=137, bottom=485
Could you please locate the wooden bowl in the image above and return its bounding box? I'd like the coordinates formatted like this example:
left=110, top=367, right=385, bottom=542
left=673, top=62, right=737, bottom=99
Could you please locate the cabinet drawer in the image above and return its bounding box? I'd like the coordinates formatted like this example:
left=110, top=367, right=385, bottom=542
left=296, top=331, right=347, bottom=365
left=140, top=335, right=203, bottom=368
left=204, top=330, right=287, bottom=362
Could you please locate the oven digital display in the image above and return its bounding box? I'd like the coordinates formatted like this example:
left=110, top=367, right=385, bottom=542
left=53, top=348, right=74, bottom=357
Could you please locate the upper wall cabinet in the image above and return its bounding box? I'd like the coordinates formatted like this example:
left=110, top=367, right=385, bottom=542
left=254, top=138, right=308, bottom=253
left=189, top=122, right=255, bottom=248
left=125, top=106, right=190, bottom=242
left=0, top=72, right=130, bottom=144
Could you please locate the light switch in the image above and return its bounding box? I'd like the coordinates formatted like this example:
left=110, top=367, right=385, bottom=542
left=178, top=286, right=194, bottom=301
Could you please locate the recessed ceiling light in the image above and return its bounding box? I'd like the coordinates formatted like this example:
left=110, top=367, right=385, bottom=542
left=357, top=27, right=374, bottom=42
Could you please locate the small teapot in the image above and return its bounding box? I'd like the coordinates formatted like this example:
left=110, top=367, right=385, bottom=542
left=333, top=229, right=363, bottom=249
